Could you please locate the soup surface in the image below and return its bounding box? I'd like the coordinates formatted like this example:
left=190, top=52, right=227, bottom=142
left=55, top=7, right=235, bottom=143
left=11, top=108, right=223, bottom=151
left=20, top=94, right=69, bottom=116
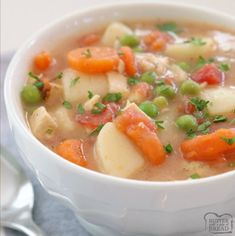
left=21, top=20, right=235, bottom=181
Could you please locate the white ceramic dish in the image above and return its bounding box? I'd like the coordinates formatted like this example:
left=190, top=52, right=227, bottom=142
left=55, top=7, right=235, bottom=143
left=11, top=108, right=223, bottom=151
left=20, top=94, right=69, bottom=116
left=4, top=2, right=235, bottom=235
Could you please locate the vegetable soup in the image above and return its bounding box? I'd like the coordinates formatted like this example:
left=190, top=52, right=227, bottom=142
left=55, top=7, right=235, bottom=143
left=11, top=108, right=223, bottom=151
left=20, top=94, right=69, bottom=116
left=21, top=21, right=235, bottom=181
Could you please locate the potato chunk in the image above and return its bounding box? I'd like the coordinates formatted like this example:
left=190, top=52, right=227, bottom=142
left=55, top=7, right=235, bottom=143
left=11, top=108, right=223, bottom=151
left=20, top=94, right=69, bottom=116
left=95, top=122, right=144, bottom=178
left=201, top=87, right=235, bottom=115
left=165, top=38, right=216, bottom=61
left=83, top=94, right=101, bottom=111
left=107, top=72, right=129, bottom=95
left=29, top=106, right=57, bottom=139
left=102, top=22, right=133, bottom=47
left=62, top=69, right=108, bottom=103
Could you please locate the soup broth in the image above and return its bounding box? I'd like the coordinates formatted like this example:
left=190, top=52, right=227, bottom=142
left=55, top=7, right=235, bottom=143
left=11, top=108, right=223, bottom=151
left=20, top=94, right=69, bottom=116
left=21, top=20, right=235, bottom=181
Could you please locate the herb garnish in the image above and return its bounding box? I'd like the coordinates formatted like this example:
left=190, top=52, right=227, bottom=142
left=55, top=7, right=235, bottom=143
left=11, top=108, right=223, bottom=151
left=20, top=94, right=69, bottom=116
left=63, top=100, right=72, bottom=109
left=28, top=72, right=40, bottom=81
left=77, top=104, right=85, bottom=114
left=197, top=121, right=211, bottom=134
left=157, top=22, right=182, bottom=33
left=70, top=77, right=80, bottom=87
left=34, top=81, right=44, bottom=89
left=185, top=37, right=207, bottom=46
left=91, top=103, right=106, bottom=114
left=128, top=76, right=139, bottom=85
left=155, top=120, right=165, bottom=129
left=228, top=162, right=235, bottom=167
left=195, top=56, right=214, bottom=69
left=221, top=137, right=235, bottom=145
left=88, top=91, right=94, bottom=99
left=89, top=124, right=104, bottom=136
left=82, top=48, right=92, bottom=58
left=56, top=72, right=63, bottom=79
left=190, top=173, right=201, bottom=179
left=164, top=144, right=173, bottom=153
left=103, top=93, right=122, bottom=102
left=219, top=63, right=230, bottom=72
left=213, top=115, right=227, bottom=123
left=190, top=98, right=209, bottom=111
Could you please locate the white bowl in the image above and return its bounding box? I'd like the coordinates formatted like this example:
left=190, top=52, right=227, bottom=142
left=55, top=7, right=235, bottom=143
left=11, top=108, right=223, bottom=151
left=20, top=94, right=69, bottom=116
left=4, top=2, right=235, bottom=235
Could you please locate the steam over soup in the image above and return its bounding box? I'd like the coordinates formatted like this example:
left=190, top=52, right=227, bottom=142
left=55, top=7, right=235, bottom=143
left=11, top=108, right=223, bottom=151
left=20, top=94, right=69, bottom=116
left=21, top=21, right=235, bottom=181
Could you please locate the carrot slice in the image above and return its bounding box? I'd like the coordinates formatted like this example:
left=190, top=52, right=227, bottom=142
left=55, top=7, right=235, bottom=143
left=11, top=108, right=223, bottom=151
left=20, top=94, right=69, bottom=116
left=119, top=46, right=137, bottom=76
left=143, top=30, right=172, bottom=52
left=115, top=105, right=166, bottom=165
left=67, top=47, right=119, bottom=74
left=34, top=51, right=52, bottom=70
left=181, top=129, right=235, bottom=161
left=54, top=139, right=87, bottom=167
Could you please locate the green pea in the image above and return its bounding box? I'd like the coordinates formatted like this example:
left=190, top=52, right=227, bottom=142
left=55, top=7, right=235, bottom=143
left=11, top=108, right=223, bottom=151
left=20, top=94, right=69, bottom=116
left=140, top=71, right=156, bottom=84
left=177, top=62, right=191, bottom=72
left=176, top=115, right=198, bottom=132
left=120, top=35, right=140, bottom=48
left=155, top=85, right=176, bottom=99
left=180, top=80, right=201, bottom=96
left=139, top=101, right=159, bottom=118
left=153, top=96, right=168, bottom=109
left=21, top=85, right=42, bottom=104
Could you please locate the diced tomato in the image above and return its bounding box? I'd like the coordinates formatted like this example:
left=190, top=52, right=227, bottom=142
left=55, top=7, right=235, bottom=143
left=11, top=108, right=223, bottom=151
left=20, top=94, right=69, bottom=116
left=115, top=105, right=166, bottom=165
left=131, top=82, right=152, bottom=100
left=143, top=30, right=172, bottom=52
left=76, top=103, right=120, bottom=129
left=192, top=64, right=224, bottom=85
left=115, top=105, right=156, bottom=133
left=184, top=101, right=196, bottom=114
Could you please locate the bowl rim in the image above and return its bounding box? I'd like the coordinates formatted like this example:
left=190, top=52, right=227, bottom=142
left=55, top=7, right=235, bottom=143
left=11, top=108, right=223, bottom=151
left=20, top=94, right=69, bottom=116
left=4, top=0, right=235, bottom=189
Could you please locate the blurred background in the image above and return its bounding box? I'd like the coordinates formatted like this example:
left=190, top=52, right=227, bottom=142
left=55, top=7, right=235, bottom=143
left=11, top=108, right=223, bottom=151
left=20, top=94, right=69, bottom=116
left=0, top=0, right=234, bottom=236
left=1, top=0, right=234, bottom=54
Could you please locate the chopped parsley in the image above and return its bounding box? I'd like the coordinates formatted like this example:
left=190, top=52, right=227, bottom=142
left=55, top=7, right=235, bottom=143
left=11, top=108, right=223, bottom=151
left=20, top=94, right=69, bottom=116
left=157, top=22, right=182, bottom=33
left=28, top=72, right=44, bottom=88
left=46, top=128, right=53, bottom=134
left=103, top=93, right=122, bottom=102
left=228, top=162, right=235, bottom=167
left=164, top=144, right=173, bottom=153
left=221, top=137, right=235, bottom=145
left=185, top=37, right=207, bottom=46
left=88, top=90, right=94, bottom=99
left=190, top=98, right=209, bottom=111
left=118, top=51, right=125, bottom=56
left=230, top=118, right=235, bottom=124
left=128, top=76, right=139, bottom=85
left=219, top=63, right=230, bottom=72
left=190, top=173, right=201, bottom=179
left=77, top=104, right=85, bottom=114
left=197, top=121, right=211, bottom=134
left=28, top=72, right=40, bottom=81
left=70, top=77, right=80, bottom=87
left=34, top=81, right=44, bottom=89
left=56, top=72, right=63, bottom=79
left=89, top=124, right=104, bottom=136
left=82, top=48, right=92, bottom=58
left=63, top=100, right=72, bottom=109
left=213, top=115, right=227, bottom=123
left=155, top=120, right=165, bottom=129
left=186, top=129, right=197, bottom=139
left=195, top=56, right=214, bottom=69
left=91, top=103, right=106, bottom=114
left=155, top=80, right=165, bottom=86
